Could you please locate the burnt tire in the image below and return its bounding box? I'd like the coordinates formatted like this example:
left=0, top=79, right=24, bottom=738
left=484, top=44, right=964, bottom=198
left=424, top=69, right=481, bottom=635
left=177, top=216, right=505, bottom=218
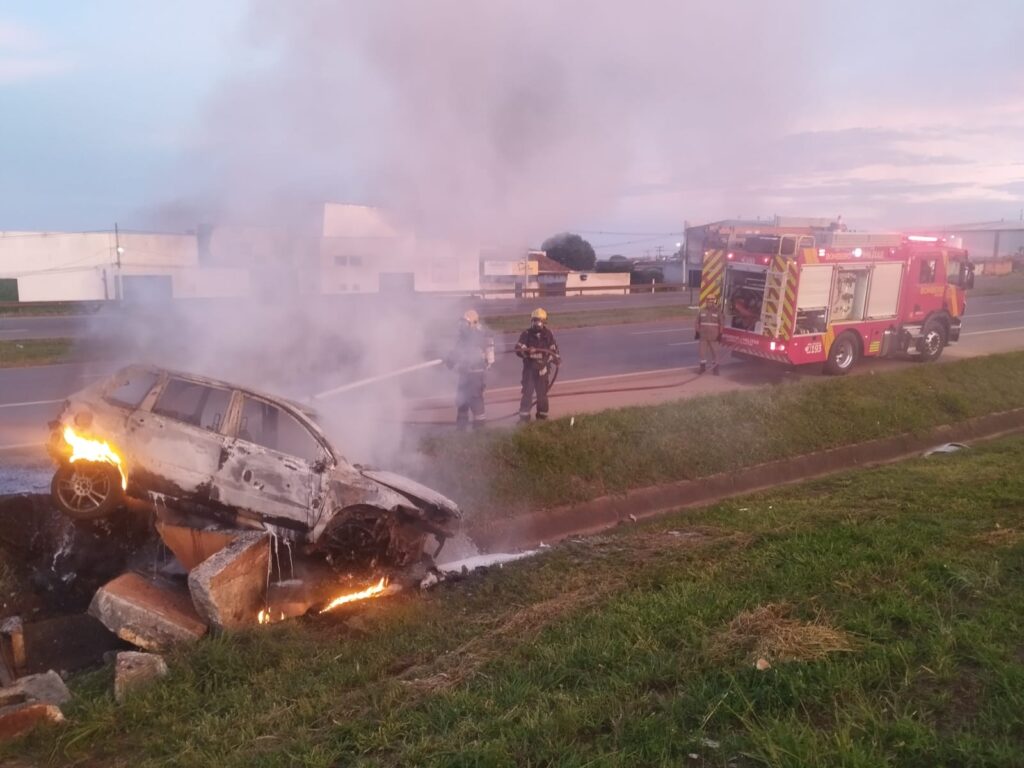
left=51, top=461, right=123, bottom=521
left=917, top=318, right=947, bottom=362
left=824, top=332, right=859, bottom=376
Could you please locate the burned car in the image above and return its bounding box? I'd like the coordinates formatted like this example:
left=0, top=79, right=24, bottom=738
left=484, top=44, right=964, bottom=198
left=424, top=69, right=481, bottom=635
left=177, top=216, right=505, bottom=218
left=46, top=365, right=461, bottom=568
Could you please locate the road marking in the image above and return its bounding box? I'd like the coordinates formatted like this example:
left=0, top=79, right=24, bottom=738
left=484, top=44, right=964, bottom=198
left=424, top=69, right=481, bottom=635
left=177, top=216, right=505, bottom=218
left=962, top=325, right=1024, bottom=337
left=966, top=309, right=1024, bottom=319
left=483, top=364, right=695, bottom=395
left=631, top=328, right=688, bottom=335
left=0, top=398, right=63, bottom=409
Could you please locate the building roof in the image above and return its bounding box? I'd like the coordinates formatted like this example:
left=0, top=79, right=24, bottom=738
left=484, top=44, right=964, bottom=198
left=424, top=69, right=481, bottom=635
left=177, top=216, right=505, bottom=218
left=934, top=220, right=1024, bottom=233
left=529, top=252, right=572, bottom=273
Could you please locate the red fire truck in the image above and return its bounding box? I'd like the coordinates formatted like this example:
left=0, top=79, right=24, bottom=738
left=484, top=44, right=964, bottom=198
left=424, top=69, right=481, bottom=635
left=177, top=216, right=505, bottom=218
left=698, top=232, right=975, bottom=374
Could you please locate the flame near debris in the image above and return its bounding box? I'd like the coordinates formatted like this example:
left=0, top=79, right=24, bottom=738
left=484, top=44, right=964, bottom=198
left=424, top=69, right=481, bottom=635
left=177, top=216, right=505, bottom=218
left=64, top=426, right=128, bottom=490
left=319, top=577, right=388, bottom=614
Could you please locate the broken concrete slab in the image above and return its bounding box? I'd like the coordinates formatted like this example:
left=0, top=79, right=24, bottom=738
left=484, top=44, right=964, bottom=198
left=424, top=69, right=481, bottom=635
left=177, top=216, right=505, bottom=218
left=114, top=652, right=168, bottom=703
left=188, top=532, right=270, bottom=631
left=0, top=617, right=25, bottom=684
left=0, top=669, right=71, bottom=740
left=89, top=572, right=207, bottom=652
left=0, top=670, right=71, bottom=708
left=0, top=703, right=64, bottom=741
left=155, top=520, right=237, bottom=572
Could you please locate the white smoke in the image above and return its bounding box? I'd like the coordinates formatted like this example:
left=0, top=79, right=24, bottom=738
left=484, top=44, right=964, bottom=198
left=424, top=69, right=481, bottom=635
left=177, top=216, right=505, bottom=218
left=123, top=0, right=822, bottom=474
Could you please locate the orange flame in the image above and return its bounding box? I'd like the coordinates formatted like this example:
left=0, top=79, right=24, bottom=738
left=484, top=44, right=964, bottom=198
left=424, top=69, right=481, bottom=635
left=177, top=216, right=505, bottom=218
left=319, top=577, right=388, bottom=614
left=257, top=609, right=285, bottom=625
left=63, top=426, right=127, bottom=490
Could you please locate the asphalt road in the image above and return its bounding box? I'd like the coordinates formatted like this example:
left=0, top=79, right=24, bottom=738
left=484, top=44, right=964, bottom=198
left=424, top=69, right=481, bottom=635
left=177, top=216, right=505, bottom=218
left=0, top=292, right=691, bottom=341
left=3, top=292, right=1024, bottom=447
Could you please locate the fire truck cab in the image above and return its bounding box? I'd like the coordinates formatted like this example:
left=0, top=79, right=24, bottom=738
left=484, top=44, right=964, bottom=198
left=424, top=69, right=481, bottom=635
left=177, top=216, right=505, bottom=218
left=699, top=232, right=974, bottom=374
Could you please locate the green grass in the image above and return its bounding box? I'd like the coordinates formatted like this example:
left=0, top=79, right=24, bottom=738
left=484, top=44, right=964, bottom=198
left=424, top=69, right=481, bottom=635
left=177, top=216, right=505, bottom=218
left=417, top=351, right=1024, bottom=516
left=0, top=301, right=103, bottom=317
left=970, top=271, right=1024, bottom=296
left=483, top=303, right=693, bottom=333
left=8, top=434, right=1024, bottom=766
left=0, top=338, right=76, bottom=367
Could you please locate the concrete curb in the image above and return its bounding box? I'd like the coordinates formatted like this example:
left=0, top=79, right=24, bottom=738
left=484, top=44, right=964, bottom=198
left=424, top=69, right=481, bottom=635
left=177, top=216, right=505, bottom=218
left=468, top=408, right=1024, bottom=551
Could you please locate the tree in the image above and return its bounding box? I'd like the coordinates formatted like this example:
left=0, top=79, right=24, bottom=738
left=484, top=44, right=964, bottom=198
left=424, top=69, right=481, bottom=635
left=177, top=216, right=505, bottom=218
left=541, top=232, right=597, bottom=272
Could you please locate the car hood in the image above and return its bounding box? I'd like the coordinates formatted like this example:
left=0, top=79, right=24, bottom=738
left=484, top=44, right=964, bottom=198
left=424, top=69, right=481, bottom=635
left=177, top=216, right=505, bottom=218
left=359, top=469, right=461, bottom=519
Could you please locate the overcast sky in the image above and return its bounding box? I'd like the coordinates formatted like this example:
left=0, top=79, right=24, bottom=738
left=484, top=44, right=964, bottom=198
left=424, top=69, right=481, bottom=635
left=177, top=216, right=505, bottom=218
left=1, top=1, right=1022, bottom=257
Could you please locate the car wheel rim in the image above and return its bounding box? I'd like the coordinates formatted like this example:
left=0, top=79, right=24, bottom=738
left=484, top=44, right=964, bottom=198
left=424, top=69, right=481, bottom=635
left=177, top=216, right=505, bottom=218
left=835, top=341, right=853, bottom=369
left=924, top=331, right=941, bottom=355
left=57, top=467, right=111, bottom=513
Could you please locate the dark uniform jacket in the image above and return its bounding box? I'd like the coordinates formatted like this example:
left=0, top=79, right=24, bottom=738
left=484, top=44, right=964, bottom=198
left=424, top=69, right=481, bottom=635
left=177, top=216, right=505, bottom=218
left=515, top=326, right=559, bottom=368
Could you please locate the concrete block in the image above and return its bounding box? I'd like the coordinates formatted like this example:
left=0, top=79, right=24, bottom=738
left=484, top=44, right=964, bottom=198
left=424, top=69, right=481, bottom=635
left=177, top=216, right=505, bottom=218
left=188, top=532, right=271, bottom=631
left=89, top=572, right=208, bottom=652
left=0, top=670, right=71, bottom=742
left=0, top=703, right=64, bottom=741
left=155, top=521, right=237, bottom=571
left=114, top=652, right=168, bottom=702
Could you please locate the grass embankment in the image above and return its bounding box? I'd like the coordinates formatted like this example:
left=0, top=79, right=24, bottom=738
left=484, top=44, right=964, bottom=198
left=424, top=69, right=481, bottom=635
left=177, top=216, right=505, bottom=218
left=483, top=303, right=693, bottom=333
left=971, top=271, right=1024, bottom=296
left=11, top=435, right=1024, bottom=766
left=0, top=302, right=102, bottom=317
left=0, top=338, right=75, bottom=368
left=421, top=351, right=1024, bottom=516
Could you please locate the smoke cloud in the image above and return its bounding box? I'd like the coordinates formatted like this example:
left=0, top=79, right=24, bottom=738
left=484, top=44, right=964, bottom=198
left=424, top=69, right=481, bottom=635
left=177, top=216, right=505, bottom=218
left=120, top=1, right=822, bottom=486
left=170, top=0, right=821, bottom=241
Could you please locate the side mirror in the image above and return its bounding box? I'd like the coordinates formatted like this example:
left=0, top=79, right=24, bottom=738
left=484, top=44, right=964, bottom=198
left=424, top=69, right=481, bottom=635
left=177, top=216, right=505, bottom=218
left=961, top=264, right=975, bottom=290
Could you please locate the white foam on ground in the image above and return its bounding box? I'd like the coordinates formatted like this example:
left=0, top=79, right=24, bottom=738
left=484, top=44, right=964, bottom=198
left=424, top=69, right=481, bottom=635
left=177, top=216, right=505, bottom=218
left=437, top=550, right=539, bottom=573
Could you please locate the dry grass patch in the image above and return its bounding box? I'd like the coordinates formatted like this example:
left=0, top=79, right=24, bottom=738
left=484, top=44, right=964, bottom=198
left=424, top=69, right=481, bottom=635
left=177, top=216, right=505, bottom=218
left=975, top=526, right=1024, bottom=547
left=712, top=602, right=856, bottom=666
left=402, top=588, right=598, bottom=692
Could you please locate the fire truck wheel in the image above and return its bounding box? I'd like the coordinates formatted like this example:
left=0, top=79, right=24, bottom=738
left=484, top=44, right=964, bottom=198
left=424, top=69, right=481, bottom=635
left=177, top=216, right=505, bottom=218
left=824, top=332, right=859, bottom=376
left=51, top=461, right=123, bottom=521
left=918, top=319, right=947, bottom=362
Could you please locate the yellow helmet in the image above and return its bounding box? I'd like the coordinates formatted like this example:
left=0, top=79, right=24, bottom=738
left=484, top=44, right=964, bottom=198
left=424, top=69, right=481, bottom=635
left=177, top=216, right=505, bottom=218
left=531, top=308, right=548, bottom=322
left=462, top=309, right=480, bottom=326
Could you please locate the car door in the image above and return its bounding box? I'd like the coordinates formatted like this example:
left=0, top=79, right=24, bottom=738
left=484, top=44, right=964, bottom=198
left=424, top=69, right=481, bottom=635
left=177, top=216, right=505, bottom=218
left=212, top=394, right=327, bottom=532
left=125, top=376, right=232, bottom=499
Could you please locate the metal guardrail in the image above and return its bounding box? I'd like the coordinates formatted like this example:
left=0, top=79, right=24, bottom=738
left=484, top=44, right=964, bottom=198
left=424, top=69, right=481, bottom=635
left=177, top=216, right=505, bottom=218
left=0, top=283, right=697, bottom=310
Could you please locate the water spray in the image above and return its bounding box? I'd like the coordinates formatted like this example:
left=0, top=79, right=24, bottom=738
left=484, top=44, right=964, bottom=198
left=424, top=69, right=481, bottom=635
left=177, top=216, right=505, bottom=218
left=311, top=359, right=444, bottom=402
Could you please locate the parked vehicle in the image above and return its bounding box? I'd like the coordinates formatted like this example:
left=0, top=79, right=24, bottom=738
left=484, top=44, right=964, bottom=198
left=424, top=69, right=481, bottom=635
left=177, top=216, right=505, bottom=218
left=698, top=232, right=974, bottom=374
left=46, top=365, right=461, bottom=568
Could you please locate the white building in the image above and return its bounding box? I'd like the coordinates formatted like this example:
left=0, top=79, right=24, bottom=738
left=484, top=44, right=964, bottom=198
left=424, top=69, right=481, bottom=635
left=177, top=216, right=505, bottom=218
left=320, top=204, right=481, bottom=294
left=0, top=230, right=249, bottom=302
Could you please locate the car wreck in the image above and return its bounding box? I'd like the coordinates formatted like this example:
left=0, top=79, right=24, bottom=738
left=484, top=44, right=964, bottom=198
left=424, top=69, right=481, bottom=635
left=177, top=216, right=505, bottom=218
left=46, top=365, right=461, bottom=571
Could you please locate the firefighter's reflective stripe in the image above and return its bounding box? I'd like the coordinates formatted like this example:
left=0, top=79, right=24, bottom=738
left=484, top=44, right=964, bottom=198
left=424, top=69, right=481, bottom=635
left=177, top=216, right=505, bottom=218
left=699, top=309, right=722, bottom=338
left=761, top=255, right=798, bottom=341
left=699, top=250, right=724, bottom=305
left=779, top=262, right=797, bottom=341
left=822, top=325, right=836, bottom=357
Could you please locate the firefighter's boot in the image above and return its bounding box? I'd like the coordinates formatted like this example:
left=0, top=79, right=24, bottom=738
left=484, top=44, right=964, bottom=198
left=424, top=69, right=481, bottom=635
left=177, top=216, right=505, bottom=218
left=712, top=364, right=720, bottom=376
left=699, top=362, right=706, bottom=374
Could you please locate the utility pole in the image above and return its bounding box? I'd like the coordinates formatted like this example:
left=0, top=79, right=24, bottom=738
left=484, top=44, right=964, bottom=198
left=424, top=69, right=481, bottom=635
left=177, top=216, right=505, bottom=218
left=655, top=245, right=664, bottom=260
left=114, top=223, right=123, bottom=301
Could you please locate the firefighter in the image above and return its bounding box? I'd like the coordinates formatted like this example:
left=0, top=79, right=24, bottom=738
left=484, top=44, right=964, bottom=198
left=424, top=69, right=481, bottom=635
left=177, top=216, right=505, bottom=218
left=444, top=309, right=494, bottom=430
left=694, top=294, right=723, bottom=375
left=515, top=308, right=560, bottom=422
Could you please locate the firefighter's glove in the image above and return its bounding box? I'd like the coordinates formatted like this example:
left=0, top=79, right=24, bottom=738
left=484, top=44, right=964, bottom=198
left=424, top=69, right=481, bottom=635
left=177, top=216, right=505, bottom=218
left=444, top=356, right=455, bottom=370
left=694, top=330, right=700, bottom=340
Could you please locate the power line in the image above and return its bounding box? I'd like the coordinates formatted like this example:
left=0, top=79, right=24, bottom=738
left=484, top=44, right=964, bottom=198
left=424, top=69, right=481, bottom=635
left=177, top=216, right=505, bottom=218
left=575, top=230, right=684, bottom=237
left=593, top=234, right=681, bottom=250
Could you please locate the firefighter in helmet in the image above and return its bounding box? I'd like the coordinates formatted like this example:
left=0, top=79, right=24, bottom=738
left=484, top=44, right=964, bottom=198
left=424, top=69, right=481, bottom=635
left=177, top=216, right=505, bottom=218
left=515, top=308, right=560, bottom=422
left=694, top=294, right=723, bottom=375
left=444, top=309, right=495, bottom=430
